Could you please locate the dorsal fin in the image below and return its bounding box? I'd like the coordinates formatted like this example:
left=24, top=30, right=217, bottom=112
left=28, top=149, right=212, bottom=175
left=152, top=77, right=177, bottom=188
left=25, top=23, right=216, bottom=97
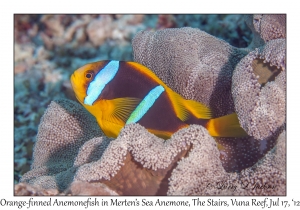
left=127, top=61, right=212, bottom=121
left=165, top=87, right=212, bottom=121
left=127, top=62, right=167, bottom=85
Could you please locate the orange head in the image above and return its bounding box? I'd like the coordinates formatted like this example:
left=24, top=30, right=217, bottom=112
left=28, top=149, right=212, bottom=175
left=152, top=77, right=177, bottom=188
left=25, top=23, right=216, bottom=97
left=70, top=61, right=111, bottom=104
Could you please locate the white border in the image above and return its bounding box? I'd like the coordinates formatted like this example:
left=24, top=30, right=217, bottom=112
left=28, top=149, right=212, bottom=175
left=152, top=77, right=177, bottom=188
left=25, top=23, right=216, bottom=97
left=3, top=0, right=297, bottom=209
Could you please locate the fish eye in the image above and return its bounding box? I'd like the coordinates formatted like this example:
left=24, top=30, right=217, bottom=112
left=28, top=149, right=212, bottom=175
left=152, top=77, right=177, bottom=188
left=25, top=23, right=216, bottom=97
left=85, top=71, right=94, bottom=79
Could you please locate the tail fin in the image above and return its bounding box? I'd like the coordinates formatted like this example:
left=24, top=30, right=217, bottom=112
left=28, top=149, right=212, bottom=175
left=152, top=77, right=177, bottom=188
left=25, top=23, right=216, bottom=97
left=206, top=113, right=248, bottom=137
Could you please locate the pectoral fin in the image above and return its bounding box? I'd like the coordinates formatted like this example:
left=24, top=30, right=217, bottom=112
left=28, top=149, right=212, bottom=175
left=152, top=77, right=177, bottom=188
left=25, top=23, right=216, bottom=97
left=101, top=97, right=141, bottom=130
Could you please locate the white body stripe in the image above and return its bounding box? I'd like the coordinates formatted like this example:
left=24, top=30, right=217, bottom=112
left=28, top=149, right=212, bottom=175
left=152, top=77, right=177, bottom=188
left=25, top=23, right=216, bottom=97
left=126, top=85, right=165, bottom=124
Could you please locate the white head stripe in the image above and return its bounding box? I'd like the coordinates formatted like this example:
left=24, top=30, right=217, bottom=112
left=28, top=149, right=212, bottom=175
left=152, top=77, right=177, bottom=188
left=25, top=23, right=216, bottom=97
left=84, top=60, right=119, bottom=105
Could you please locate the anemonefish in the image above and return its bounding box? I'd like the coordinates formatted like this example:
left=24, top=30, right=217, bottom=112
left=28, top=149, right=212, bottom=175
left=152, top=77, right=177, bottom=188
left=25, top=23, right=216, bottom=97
left=70, top=60, right=248, bottom=139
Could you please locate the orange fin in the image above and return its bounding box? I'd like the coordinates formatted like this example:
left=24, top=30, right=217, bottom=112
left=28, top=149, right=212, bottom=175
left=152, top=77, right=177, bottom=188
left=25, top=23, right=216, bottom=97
left=99, top=119, right=124, bottom=138
left=206, top=113, right=248, bottom=137
left=147, top=128, right=174, bottom=140
left=183, top=98, right=212, bottom=119
left=96, top=97, right=141, bottom=138
left=147, top=124, right=189, bottom=140
left=128, top=61, right=167, bottom=85
left=101, top=97, right=141, bottom=124
left=165, top=87, right=212, bottom=121
left=128, top=61, right=212, bottom=120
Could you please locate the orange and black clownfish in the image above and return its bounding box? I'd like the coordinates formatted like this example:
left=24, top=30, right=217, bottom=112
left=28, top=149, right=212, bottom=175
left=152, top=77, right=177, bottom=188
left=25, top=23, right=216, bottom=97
left=70, top=60, right=248, bottom=139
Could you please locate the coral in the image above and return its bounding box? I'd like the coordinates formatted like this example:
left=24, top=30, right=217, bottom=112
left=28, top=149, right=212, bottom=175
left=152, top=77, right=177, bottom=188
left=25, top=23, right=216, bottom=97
left=21, top=99, right=193, bottom=195
left=233, top=129, right=286, bottom=195
left=174, top=15, right=252, bottom=48
left=14, top=60, right=67, bottom=181
left=168, top=129, right=286, bottom=195
left=215, top=133, right=278, bottom=172
left=132, top=27, right=248, bottom=117
left=244, top=15, right=286, bottom=49
left=157, top=14, right=176, bottom=29
left=20, top=99, right=103, bottom=191
left=167, top=125, right=229, bottom=195
left=232, top=39, right=286, bottom=140
left=74, top=123, right=196, bottom=195
left=14, top=43, right=36, bottom=74
left=14, top=183, right=59, bottom=196
left=20, top=98, right=285, bottom=195
left=63, top=181, right=119, bottom=195
left=86, top=14, right=145, bottom=47
left=14, top=181, right=118, bottom=196
left=14, top=15, right=39, bottom=44
left=253, top=15, right=286, bottom=42
left=86, top=15, right=113, bottom=47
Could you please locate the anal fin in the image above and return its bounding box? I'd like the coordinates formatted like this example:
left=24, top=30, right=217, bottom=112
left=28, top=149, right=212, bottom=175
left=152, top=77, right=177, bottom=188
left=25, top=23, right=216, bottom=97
left=147, top=128, right=175, bottom=140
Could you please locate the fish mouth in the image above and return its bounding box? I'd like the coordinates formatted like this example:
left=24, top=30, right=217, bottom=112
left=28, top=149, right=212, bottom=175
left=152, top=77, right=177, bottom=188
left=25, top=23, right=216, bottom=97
left=70, top=74, right=78, bottom=91
left=70, top=73, right=89, bottom=105
left=70, top=73, right=82, bottom=102
left=70, top=73, right=76, bottom=84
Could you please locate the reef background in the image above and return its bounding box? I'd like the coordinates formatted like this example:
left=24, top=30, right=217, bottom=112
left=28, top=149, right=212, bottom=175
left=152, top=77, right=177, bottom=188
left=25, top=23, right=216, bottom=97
left=14, top=14, right=253, bottom=184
